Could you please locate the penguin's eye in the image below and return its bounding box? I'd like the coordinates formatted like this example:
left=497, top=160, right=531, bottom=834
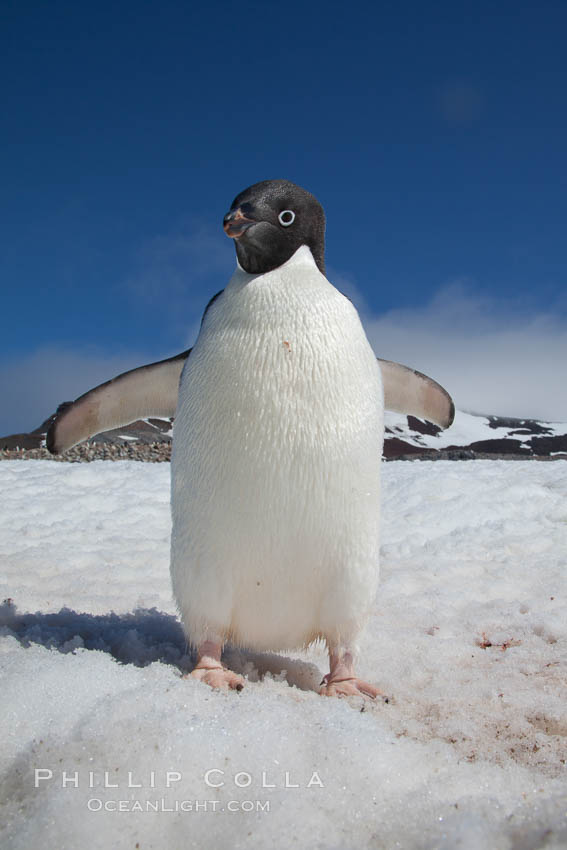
left=278, top=210, right=295, bottom=227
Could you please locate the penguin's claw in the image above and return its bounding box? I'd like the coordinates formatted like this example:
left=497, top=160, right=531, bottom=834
left=319, top=675, right=385, bottom=700
left=188, top=665, right=245, bottom=691
left=320, top=648, right=386, bottom=700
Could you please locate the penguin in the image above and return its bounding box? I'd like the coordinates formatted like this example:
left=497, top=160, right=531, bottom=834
left=48, top=179, right=454, bottom=699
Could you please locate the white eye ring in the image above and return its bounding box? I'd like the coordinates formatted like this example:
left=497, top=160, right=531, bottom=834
left=278, top=210, right=295, bottom=227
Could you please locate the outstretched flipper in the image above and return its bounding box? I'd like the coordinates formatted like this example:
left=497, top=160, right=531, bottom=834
left=47, top=350, right=190, bottom=454
left=379, top=358, right=454, bottom=429
left=47, top=347, right=454, bottom=455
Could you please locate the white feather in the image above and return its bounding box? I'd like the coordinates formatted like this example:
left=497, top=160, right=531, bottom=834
left=171, top=246, right=384, bottom=651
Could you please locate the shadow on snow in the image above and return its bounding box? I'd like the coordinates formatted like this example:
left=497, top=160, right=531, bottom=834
left=0, top=598, right=322, bottom=692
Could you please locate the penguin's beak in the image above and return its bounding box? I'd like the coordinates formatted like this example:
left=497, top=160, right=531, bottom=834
left=223, top=208, right=255, bottom=238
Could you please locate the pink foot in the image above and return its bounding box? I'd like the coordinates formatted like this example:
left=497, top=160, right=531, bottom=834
left=185, top=639, right=245, bottom=692
left=189, top=664, right=245, bottom=691
left=319, top=675, right=384, bottom=699
left=319, top=646, right=386, bottom=701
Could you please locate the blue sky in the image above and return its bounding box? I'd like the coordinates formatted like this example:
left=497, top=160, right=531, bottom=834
left=2, top=0, right=567, bottom=433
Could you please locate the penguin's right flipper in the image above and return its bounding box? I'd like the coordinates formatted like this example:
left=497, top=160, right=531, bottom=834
left=47, top=350, right=191, bottom=454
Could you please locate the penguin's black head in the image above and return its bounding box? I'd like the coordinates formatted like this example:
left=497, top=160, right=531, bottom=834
left=223, top=179, right=326, bottom=275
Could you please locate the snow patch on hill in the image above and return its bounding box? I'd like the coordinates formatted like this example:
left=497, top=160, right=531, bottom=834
left=385, top=409, right=567, bottom=453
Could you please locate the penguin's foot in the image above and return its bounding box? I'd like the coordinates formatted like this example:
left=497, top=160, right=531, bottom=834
left=319, top=647, right=385, bottom=701
left=186, top=640, right=245, bottom=692
left=189, top=664, right=245, bottom=691
left=319, top=675, right=384, bottom=699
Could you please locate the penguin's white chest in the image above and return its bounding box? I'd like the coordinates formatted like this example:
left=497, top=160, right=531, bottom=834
left=171, top=247, right=384, bottom=651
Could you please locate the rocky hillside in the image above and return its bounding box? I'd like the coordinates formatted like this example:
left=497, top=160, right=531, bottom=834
left=383, top=410, right=567, bottom=460
left=1, top=406, right=566, bottom=461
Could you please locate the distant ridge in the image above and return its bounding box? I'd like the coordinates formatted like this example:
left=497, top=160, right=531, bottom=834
left=382, top=410, right=567, bottom=460
left=1, top=407, right=566, bottom=461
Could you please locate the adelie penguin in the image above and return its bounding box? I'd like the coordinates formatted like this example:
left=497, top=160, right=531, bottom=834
left=48, top=179, right=454, bottom=699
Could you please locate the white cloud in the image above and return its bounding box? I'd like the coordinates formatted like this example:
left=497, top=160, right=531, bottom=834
left=123, top=219, right=233, bottom=349
left=0, top=347, right=167, bottom=436
left=124, top=220, right=231, bottom=311
left=363, top=282, right=567, bottom=421
left=1, top=222, right=233, bottom=437
left=326, top=266, right=370, bottom=314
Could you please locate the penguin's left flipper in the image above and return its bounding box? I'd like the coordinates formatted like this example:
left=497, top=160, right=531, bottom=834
left=47, top=349, right=191, bottom=454
left=379, top=359, right=455, bottom=429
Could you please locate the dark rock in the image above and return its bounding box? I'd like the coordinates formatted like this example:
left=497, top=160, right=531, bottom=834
left=406, top=416, right=442, bottom=437
left=383, top=438, right=432, bottom=459
left=487, top=416, right=553, bottom=435
left=461, top=439, right=530, bottom=454
left=1, top=432, right=43, bottom=451
left=529, top=435, right=567, bottom=456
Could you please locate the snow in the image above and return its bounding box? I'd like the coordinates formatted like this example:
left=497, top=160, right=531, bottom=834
left=384, top=409, right=567, bottom=450
left=1, top=459, right=566, bottom=849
